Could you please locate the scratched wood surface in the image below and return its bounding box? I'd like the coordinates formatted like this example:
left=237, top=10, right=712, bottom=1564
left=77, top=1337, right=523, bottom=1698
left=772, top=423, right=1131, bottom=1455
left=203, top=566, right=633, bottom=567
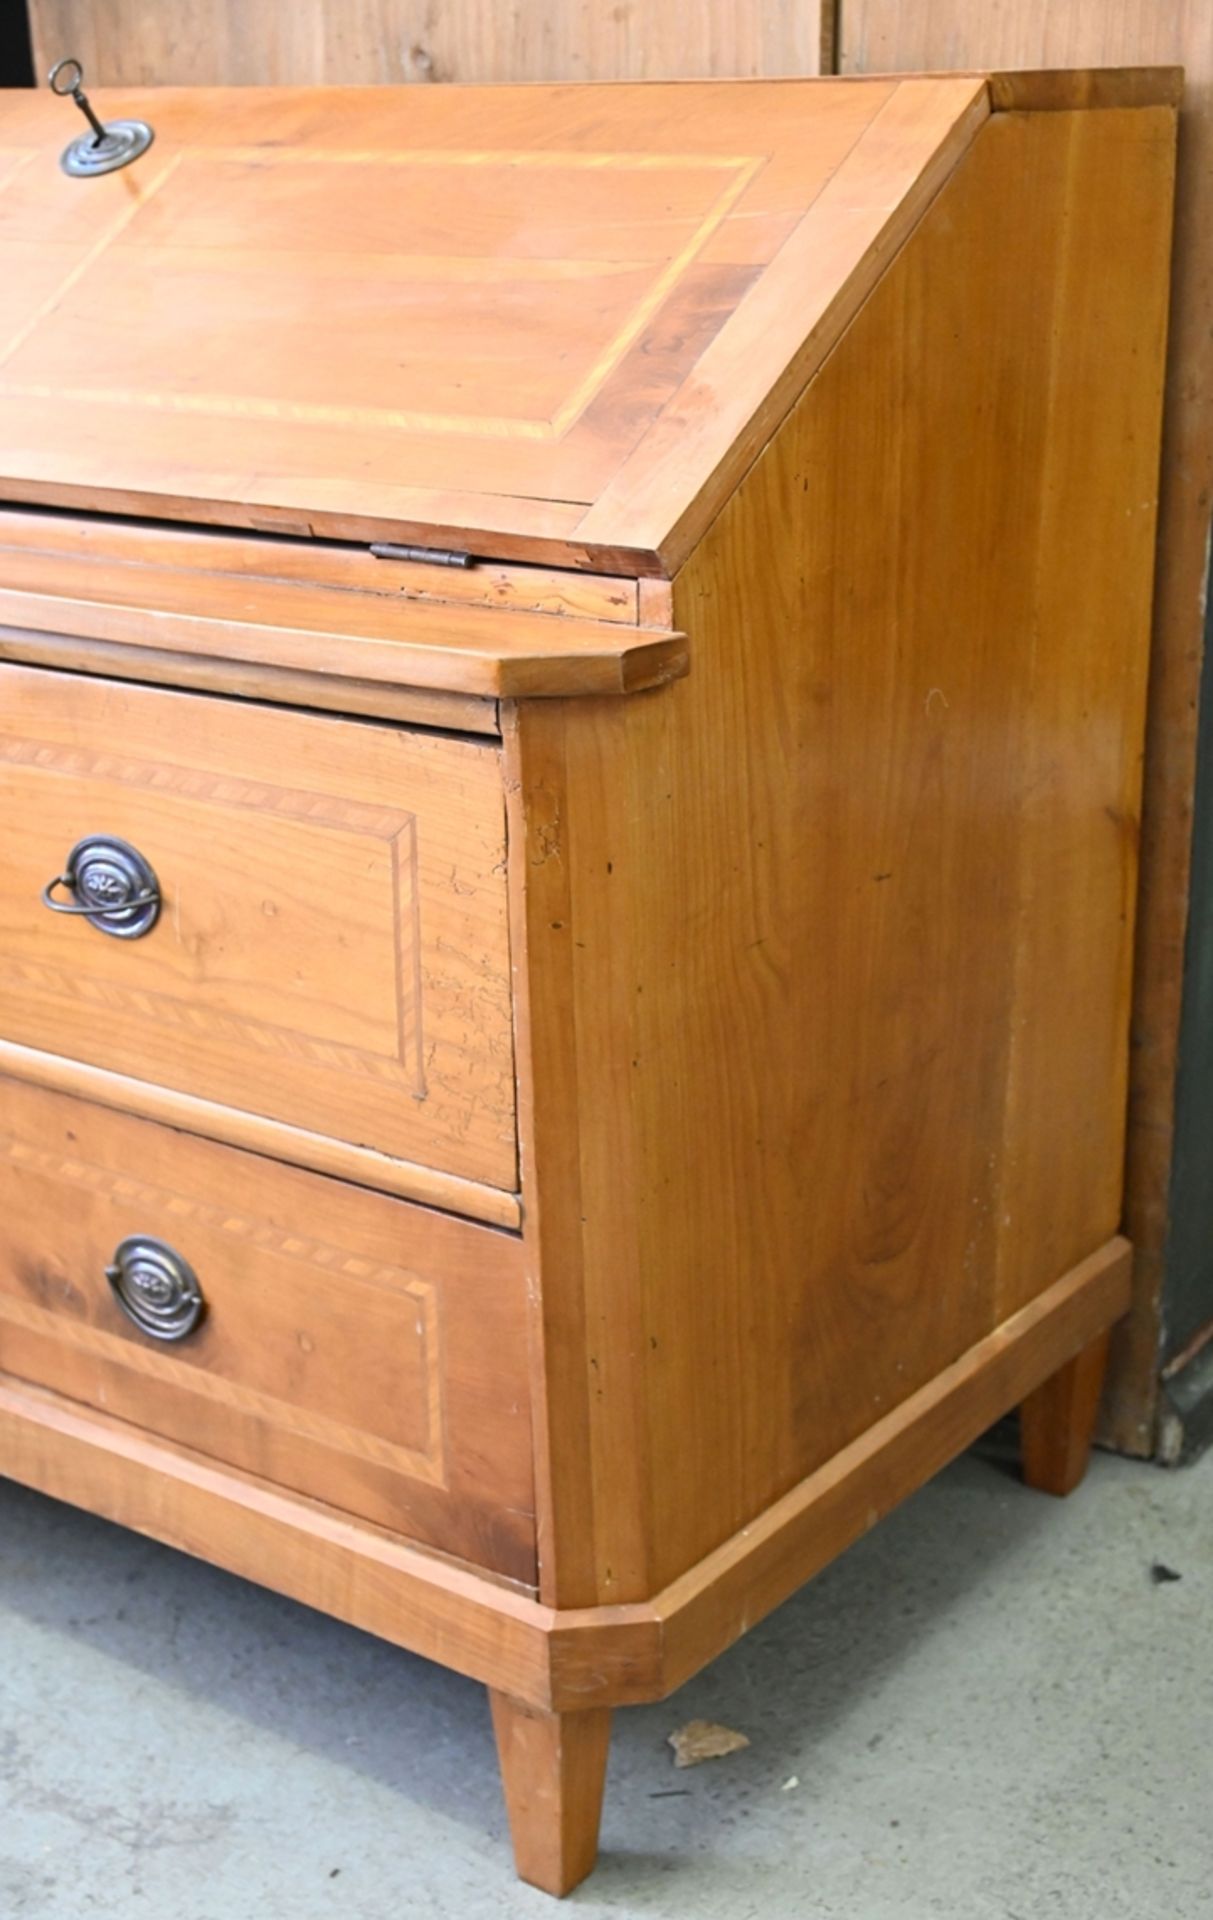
left=836, top=4, right=1213, bottom=1459
left=0, top=514, right=688, bottom=700
left=0, top=1075, right=536, bottom=1579
left=26, top=1, right=835, bottom=86
left=0, top=77, right=986, bottom=570
left=509, top=102, right=1174, bottom=1606
left=0, top=664, right=518, bottom=1190
left=0, top=508, right=643, bottom=621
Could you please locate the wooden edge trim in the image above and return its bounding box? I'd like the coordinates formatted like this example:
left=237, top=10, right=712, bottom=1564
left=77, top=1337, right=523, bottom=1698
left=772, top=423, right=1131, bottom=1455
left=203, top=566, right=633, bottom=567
left=0, top=1044, right=522, bottom=1232
left=578, top=77, right=992, bottom=576
left=637, top=578, right=676, bottom=630
left=0, top=508, right=643, bottom=627
left=0, top=1375, right=559, bottom=1707
left=486, top=73, right=1179, bottom=107
left=0, top=591, right=684, bottom=700
left=0, top=627, right=503, bottom=736
left=858, top=70, right=1184, bottom=113
left=986, top=69, right=1184, bottom=113
left=0, top=478, right=601, bottom=576
left=0, top=1240, right=1130, bottom=1715
left=545, top=1238, right=1132, bottom=1706
left=641, top=1237, right=1132, bottom=1703
left=498, top=634, right=688, bottom=698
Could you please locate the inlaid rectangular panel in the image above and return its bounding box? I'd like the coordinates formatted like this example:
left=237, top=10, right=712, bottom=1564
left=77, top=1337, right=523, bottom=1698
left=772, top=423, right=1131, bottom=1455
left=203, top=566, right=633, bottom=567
left=0, top=1076, right=535, bottom=1580
left=0, top=665, right=516, bottom=1190
left=0, top=77, right=988, bottom=566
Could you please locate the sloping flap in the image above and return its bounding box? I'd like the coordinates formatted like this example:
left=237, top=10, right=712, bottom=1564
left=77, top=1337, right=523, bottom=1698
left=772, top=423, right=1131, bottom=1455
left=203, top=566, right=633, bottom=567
left=0, top=76, right=988, bottom=571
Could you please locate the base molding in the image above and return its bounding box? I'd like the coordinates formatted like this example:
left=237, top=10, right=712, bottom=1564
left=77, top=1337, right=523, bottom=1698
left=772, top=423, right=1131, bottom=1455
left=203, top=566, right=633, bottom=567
left=0, top=1236, right=1131, bottom=1711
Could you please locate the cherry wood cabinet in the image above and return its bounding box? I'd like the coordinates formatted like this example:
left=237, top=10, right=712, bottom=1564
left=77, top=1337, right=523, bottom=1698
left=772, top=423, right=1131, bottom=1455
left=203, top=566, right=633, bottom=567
left=0, top=70, right=1176, bottom=1891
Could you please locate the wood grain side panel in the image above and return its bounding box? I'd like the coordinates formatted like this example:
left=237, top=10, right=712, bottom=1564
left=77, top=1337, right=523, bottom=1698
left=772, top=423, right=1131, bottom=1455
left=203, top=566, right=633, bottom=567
left=985, top=109, right=1174, bottom=1320
left=837, top=0, right=1213, bottom=1472
left=0, top=1077, right=536, bottom=1579
left=538, top=1241, right=1130, bottom=1709
left=651, top=1240, right=1131, bottom=1699
left=515, top=107, right=1172, bottom=1603
left=0, top=665, right=517, bottom=1189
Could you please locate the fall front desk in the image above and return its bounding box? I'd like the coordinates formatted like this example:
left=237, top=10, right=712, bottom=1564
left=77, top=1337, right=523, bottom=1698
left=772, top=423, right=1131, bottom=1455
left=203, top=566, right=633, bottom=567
left=0, top=66, right=1176, bottom=1892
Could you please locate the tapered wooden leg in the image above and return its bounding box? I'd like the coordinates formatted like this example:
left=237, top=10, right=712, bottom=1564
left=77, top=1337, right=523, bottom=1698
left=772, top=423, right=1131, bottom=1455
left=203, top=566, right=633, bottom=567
left=1020, top=1330, right=1111, bottom=1496
left=489, top=1691, right=611, bottom=1896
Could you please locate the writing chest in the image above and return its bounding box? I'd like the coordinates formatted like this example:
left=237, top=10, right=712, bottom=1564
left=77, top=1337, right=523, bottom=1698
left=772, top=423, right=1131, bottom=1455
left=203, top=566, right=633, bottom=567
left=0, top=67, right=1177, bottom=1892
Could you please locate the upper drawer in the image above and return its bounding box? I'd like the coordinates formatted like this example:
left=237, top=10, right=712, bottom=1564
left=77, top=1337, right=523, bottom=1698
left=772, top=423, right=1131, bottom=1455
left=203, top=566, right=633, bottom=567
left=0, top=665, right=516, bottom=1194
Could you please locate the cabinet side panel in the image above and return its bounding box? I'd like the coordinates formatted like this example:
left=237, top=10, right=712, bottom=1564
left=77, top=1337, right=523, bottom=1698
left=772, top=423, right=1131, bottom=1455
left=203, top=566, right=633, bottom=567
left=837, top=0, right=1213, bottom=1465
left=514, top=106, right=1174, bottom=1603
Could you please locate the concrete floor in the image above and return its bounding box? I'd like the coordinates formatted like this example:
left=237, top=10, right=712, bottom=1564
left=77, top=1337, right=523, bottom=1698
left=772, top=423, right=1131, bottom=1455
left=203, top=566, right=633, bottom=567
left=1, top=1439, right=1209, bottom=1919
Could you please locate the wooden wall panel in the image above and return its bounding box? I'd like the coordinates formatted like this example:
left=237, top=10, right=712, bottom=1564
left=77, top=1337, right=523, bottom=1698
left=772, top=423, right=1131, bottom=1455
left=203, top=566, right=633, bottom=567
left=25, top=1, right=834, bottom=86
left=839, top=0, right=1213, bottom=1457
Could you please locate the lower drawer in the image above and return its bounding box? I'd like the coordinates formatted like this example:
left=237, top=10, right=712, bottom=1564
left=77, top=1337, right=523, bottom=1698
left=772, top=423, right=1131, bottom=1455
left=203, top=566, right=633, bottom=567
left=0, top=1077, right=535, bottom=1584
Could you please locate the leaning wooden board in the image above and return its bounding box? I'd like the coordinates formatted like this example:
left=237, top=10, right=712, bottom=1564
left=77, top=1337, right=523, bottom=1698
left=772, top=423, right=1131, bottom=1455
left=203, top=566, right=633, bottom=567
left=0, top=72, right=1176, bottom=1892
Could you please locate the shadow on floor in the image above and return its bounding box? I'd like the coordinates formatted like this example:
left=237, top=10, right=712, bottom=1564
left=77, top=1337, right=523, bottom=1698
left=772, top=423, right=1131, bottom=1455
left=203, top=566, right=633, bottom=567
left=0, top=1433, right=1055, bottom=1848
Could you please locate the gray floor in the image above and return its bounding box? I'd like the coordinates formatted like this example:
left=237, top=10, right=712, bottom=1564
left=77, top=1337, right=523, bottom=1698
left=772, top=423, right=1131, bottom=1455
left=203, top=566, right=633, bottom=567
left=1, top=1439, right=1209, bottom=1919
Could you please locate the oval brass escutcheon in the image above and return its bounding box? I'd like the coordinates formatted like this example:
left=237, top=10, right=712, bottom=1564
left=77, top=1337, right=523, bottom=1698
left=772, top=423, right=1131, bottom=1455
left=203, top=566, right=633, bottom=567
left=42, top=834, right=162, bottom=938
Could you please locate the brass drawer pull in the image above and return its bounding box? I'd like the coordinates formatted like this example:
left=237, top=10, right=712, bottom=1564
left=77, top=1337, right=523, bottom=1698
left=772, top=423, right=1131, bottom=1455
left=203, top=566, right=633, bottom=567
left=105, top=1235, right=206, bottom=1343
left=41, top=834, right=161, bottom=939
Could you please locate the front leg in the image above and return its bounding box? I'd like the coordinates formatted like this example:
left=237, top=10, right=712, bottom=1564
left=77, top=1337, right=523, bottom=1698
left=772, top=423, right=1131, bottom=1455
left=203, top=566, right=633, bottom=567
left=489, top=1691, right=612, bottom=1895
left=1020, top=1329, right=1111, bottom=1496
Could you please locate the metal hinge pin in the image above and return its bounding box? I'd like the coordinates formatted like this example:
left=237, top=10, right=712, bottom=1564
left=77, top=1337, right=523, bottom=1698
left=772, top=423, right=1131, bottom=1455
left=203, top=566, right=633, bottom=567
left=370, top=542, right=475, bottom=570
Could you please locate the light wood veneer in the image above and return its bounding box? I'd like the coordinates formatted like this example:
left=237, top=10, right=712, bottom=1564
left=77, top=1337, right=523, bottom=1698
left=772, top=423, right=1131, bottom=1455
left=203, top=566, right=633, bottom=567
left=0, top=69, right=1176, bottom=1895
left=0, top=1076, right=535, bottom=1579
left=0, top=663, right=516, bottom=1191
left=0, top=75, right=987, bottom=570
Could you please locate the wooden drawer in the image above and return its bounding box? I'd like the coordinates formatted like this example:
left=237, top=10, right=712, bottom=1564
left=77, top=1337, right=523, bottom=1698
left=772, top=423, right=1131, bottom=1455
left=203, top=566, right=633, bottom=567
left=0, top=664, right=516, bottom=1193
left=0, top=1077, right=535, bottom=1582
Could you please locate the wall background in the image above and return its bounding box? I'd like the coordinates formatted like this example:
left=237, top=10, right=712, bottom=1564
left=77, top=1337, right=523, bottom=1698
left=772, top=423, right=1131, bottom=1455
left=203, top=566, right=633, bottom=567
left=23, top=2, right=834, bottom=85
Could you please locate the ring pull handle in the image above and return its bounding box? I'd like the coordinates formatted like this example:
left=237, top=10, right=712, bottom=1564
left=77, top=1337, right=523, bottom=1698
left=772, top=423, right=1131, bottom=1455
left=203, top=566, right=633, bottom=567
left=48, top=54, right=155, bottom=176
left=47, top=55, right=105, bottom=141
left=41, top=874, right=160, bottom=917
left=48, top=55, right=86, bottom=97
left=40, top=834, right=161, bottom=939
left=106, top=1235, right=206, bottom=1343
